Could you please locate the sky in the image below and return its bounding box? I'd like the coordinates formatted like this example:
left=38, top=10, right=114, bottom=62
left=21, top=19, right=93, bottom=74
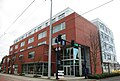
left=0, top=0, right=120, bottom=63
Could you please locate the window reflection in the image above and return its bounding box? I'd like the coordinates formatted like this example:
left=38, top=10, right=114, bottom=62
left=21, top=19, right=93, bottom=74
left=73, top=48, right=79, bottom=59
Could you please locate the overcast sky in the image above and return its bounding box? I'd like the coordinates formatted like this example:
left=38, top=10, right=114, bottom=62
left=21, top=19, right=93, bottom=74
left=0, top=0, right=120, bottom=63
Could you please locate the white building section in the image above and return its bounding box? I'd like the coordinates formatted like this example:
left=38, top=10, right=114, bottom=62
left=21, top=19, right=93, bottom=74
left=92, top=18, right=117, bottom=73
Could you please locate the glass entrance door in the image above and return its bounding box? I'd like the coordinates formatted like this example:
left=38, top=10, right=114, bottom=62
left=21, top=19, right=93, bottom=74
left=64, top=66, right=71, bottom=76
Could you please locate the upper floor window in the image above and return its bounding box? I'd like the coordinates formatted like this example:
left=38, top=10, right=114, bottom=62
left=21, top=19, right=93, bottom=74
left=15, top=45, right=18, bottom=49
left=28, top=37, right=34, bottom=44
left=12, top=56, right=16, bottom=62
left=113, top=56, right=116, bottom=61
left=28, top=51, right=35, bottom=59
left=7, top=58, right=9, bottom=62
left=38, top=41, right=46, bottom=46
left=34, top=29, right=37, bottom=33
left=20, top=49, right=24, bottom=52
left=99, top=22, right=105, bottom=31
left=52, top=22, right=65, bottom=34
left=27, top=46, right=33, bottom=49
left=19, top=54, right=23, bottom=60
left=3, top=58, right=5, bottom=63
left=107, top=54, right=111, bottom=60
left=38, top=26, right=41, bottom=30
left=52, top=18, right=56, bottom=23
left=20, top=41, right=25, bottom=47
left=10, top=47, right=13, bottom=51
left=38, top=31, right=47, bottom=39
left=58, top=13, right=65, bottom=20
left=45, top=22, right=48, bottom=27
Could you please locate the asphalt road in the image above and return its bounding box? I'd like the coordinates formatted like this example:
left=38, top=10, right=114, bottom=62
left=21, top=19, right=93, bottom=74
left=0, top=73, right=52, bottom=81
left=0, top=73, right=120, bottom=81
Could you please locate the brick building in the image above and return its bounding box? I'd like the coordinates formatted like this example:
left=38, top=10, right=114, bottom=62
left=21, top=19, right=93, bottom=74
left=1, top=8, right=102, bottom=76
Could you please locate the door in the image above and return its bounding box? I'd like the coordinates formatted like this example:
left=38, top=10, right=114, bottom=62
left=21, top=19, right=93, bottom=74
left=64, top=66, right=71, bottom=76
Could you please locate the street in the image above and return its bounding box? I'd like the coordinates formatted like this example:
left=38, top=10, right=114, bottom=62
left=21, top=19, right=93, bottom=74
left=0, top=73, right=52, bottom=81
left=0, top=73, right=120, bottom=81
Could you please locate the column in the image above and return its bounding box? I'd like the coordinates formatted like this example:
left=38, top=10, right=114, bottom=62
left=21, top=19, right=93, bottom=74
left=78, top=46, right=82, bottom=76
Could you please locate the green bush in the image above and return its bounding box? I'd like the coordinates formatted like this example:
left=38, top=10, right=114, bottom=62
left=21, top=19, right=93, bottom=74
left=88, top=73, right=120, bottom=79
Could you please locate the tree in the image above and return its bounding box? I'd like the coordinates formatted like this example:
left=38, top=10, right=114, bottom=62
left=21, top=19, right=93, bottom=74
left=33, top=54, right=42, bottom=76
left=85, top=30, right=101, bottom=75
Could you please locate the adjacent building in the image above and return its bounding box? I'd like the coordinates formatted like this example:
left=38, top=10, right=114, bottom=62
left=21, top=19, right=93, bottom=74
left=2, top=8, right=114, bottom=76
left=92, top=18, right=117, bottom=73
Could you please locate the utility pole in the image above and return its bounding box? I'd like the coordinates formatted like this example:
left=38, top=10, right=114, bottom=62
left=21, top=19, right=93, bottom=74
left=48, top=0, right=52, bottom=79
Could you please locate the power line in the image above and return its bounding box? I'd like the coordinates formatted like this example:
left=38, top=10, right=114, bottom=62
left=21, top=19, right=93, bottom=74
left=0, top=0, right=36, bottom=38
left=6, top=0, right=36, bottom=32
left=81, top=0, right=114, bottom=15
left=0, top=0, right=114, bottom=39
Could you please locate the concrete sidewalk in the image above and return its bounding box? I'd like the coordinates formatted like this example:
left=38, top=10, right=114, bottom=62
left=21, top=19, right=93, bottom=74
left=0, top=73, right=98, bottom=81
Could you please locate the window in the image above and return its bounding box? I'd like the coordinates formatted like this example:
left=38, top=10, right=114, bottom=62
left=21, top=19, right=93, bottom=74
left=52, top=22, right=65, bottom=34
left=107, top=54, right=111, bottom=60
left=38, top=31, right=47, bottom=39
left=3, top=58, right=5, bottom=63
left=34, top=29, right=36, bottom=32
left=100, top=32, right=104, bottom=39
left=28, top=37, right=34, bottom=44
left=108, top=45, right=113, bottom=52
left=38, top=26, right=41, bottom=30
left=38, top=41, right=46, bottom=46
left=113, top=56, right=116, bottom=61
left=111, top=38, right=113, bottom=44
left=52, top=18, right=56, bottom=23
left=20, top=41, right=25, bottom=47
left=28, top=51, right=35, bottom=59
left=10, top=47, right=13, bottom=51
left=12, top=56, right=16, bottom=62
left=103, top=53, right=106, bottom=59
left=58, top=13, right=65, bottom=20
left=27, top=46, right=33, bottom=49
left=20, top=49, right=24, bottom=52
left=45, top=22, right=48, bottom=27
left=15, top=45, right=18, bottom=49
left=19, top=54, right=23, bottom=60
left=99, top=22, right=105, bottom=31
left=7, top=58, right=9, bottom=62
left=28, top=32, right=32, bottom=36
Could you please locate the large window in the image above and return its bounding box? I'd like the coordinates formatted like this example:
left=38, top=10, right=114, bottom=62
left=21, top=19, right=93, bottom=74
left=20, top=49, right=24, bottom=52
left=19, top=54, right=23, bottom=60
left=28, top=37, right=34, bottom=44
left=10, top=47, right=13, bottom=51
left=27, top=46, right=33, bottom=49
left=20, top=41, right=25, bottom=47
left=52, top=22, right=65, bottom=34
left=38, top=31, right=47, bottom=39
left=38, top=41, right=46, bottom=46
left=15, top=45, right=18, bottom=49
left=28, top=51, right=35, bottom=59
left=58, top=13, right=65, bottom=20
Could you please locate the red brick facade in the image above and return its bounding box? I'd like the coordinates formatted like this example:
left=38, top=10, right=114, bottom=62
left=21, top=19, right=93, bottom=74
left=1, top=12, right=102, bottom=76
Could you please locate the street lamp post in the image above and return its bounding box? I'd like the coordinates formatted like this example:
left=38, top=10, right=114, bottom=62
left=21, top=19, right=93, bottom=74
left=48, top=0, right=52, bottom=79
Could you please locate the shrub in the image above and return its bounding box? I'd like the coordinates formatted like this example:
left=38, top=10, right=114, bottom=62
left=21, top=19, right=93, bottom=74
left=88, top=73, right=120, bottom=79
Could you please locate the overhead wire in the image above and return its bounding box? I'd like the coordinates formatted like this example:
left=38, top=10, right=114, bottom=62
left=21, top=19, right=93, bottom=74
left=0, top=0, right=36, bottom=38
left=81, top=0, right=114, bottom=15
left=0, top=0, right=114, bottom=39
left=7, top=0, right=47, bottom=37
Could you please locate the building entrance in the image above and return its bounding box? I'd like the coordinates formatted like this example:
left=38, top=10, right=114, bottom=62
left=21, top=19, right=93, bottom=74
left=64, top=66, right=71, bottom=76
left=61, top=47, right=91, bottom=76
